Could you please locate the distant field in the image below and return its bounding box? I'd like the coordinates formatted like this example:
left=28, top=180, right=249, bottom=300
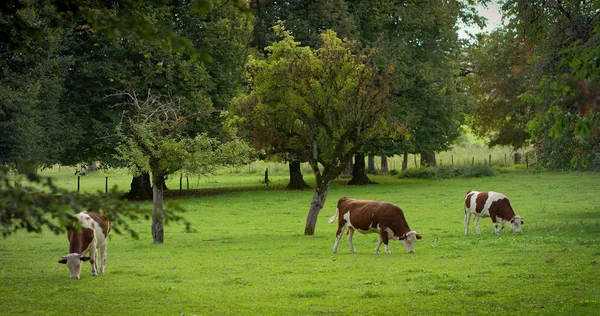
left=34, top=138, right=522, bottom=194
left=1, top=171, right=599, bottom=315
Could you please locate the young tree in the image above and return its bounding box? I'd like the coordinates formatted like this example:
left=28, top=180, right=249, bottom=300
left=116, top=90, right=252, bottom=244
left=231, top=25, right=402, bottom=235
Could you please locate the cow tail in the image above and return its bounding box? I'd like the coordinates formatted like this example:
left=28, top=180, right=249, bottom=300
left=328, top=207, right=339, bottom=224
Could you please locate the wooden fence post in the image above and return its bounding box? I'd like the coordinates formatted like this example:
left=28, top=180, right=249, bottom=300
left=105, top=177, right=108, bottom=193
left=264, top=168, right=269, bottom=186
left=77, top=176, right=80, bottom=192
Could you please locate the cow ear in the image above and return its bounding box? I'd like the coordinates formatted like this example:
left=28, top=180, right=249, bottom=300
left=521, top=220, right=524, bottom=225
left=80, top=256, right=91, bottom=262
left=416, top=234, right=423, bottom=240
left=58, top=258, right=67, bottom=264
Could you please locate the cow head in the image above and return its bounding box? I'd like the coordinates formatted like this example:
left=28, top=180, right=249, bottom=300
left=399, top=231, right=422, bottom=253
left=509, top=216, right=523, bottom=233
left=58, top=253, right=92, bottom=279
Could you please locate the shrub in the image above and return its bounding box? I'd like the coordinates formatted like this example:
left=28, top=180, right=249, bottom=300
left=399, top=165, right=495, bottom=179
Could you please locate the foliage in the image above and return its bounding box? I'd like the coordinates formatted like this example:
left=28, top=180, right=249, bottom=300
left=249, top=0, right=356, bottom=51
left=0, top=166, right=189, bottom=239
left=399, top=165, right=495, bottom=179
left=0, top=1, right=74, bottom=169
left=464, top=29, right=532, bottom=149
left=349, top=0, right=471, bottom=158
left=494, top=0, right=600, bottom=170
left=231, top=24, right=400, bottom=234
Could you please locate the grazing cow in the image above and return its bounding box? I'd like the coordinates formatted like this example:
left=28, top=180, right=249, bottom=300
left=58, top=211, right=110, bottom=279
left=328, top=197, right=422, bottom=254
left=464, top=191, right=523, bottom=235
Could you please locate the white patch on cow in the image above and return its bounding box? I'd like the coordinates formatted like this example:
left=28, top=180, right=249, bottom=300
left=64, top=253, right=84, bottom=279
left=509, top=215, right=523, bottom=233
left=401, top=231, right=419, bottom=253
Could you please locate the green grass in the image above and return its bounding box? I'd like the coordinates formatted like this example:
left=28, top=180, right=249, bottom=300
left=1, top=171, right=599, bottom=315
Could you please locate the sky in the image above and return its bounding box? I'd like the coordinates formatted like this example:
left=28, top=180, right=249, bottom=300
left=459, top=1, right=503, bottom=39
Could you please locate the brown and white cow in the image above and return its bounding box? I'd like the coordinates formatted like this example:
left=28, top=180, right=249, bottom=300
left=328, top=197, right=422, bottom=254
left=58, top=211, right=110, bottom=279
left=464, top=191, right=523, bottom=235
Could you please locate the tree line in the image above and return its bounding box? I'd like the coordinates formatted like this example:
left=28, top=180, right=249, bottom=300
left=1, top=0, right=598, bottom=240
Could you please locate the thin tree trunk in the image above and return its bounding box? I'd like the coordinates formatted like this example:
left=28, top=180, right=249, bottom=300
left=149, top=158, right=164, bottom=244
left=402, top=153, right=408, bottom=171
left=381, top=155, right=389, bottom=173
left=367, top=154, right=376, bottom=174
left=287, top=160, right=311, bottom=190
left=304, top=181, right=330, bottom=235
left=347, top=153, right=377, bottom=185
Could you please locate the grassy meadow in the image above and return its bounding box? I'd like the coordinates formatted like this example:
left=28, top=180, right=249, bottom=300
left=1, top=168, right=599, bottom=315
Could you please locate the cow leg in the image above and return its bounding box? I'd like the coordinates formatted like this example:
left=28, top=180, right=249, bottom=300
left=493, top=218, right=504, bottom=235
left=347, top=228, right=356, bottom=252
left=379, top=229, right=391, bottom=254
left=474, top=216, right=481, bottom=235
left=89, top=247, right=98, bottom=276
left=332, top=224, right=347, bottom=253
left=99, top=243, right=107, bottom=274
left=375, top=238, right=383, bottom=254
left=464, top=212, right=471, bottom=235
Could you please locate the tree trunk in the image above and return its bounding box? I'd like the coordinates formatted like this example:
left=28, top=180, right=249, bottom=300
left=367, top=155, right=376, bottom=174
left=149, top=158, right=164, bottom=244
left=304, top=182, right=330, bottom=235
left=287, top=160, right=311, bottom=190
left=402, top=153, right=408, bottom=171
left=420, top=152, right=437, bottom=167
left=347, top=153, right=377, bottom=185
left=124, top=172, right=153, bottom=201
left=340, top=159, right=353, bottom=178
left=381, top=155, right=389, bottom=173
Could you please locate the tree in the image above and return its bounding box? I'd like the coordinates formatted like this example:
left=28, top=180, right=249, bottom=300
left=249, top=0, right=357, bottom=189
left=346, top=0, right=475, bottom=167
left=116, top=90, right=252, bottom=243
left=0, top=1, right=75, bottom=171
left=465, top=29, right=532, bottom=149
left=231, top=25, right=402, bottom=235
left=479, top=0, right=600, bottom=170
left=56, top=0, right=253, bottom=197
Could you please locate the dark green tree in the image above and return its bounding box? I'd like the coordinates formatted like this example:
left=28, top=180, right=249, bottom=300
left=231, top=26, right=402, bottom=235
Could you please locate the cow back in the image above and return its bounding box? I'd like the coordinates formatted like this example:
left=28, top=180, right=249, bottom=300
left=338, top=198, right=411, bottom=236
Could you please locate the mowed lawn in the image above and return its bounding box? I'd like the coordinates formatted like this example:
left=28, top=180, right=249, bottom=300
left=1, top=171, right=599, bottom=315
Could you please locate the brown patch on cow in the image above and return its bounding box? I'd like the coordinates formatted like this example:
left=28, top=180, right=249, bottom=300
left=67, top=228, right=95, bottom=254
left=488, top=198, right=515, bottom=222
left=465, top=191, right=475, bottom=209
left=475, top=192, right=489, bottom=214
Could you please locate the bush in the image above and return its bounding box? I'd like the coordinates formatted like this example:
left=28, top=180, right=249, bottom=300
left=399, top=165, right=495, bottom=179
